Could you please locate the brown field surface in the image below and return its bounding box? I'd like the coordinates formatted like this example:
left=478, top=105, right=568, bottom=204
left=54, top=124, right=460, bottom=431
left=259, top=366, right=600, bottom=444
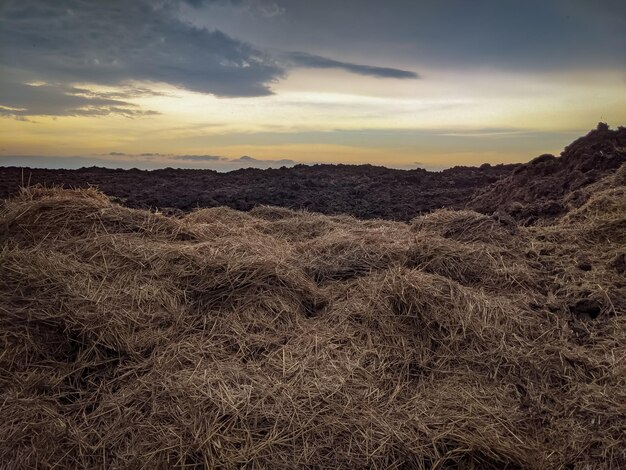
left=1, top=152, right=625, bottom=467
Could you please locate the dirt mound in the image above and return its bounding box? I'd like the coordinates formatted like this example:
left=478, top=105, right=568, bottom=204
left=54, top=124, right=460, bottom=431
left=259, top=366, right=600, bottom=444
left=468, top=123, right=626, bottom=223
left=1, top=183, right=625, bottom=468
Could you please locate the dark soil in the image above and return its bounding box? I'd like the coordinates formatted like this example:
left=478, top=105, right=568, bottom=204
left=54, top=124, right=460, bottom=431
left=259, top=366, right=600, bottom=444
left=2, top=124, right=624, bottom=223
left=0, top=163, right=516, bottom=221
left=467, top=124, right=626, bottom=223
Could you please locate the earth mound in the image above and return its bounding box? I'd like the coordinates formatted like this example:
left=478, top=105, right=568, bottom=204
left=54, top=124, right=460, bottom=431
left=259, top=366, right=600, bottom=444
left=468, top=123, right=626, bottom=223
left=1, top=167, right=625, bottom=468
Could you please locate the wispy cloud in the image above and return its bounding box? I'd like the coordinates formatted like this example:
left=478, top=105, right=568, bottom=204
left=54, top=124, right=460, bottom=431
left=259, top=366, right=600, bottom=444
left=286, top=52, right=418, bottom=79
left=0, top=82, right=160, bottom=119
left=173, top=155, right=227, bottom=161
left=234, top=155, right=296, bottom=165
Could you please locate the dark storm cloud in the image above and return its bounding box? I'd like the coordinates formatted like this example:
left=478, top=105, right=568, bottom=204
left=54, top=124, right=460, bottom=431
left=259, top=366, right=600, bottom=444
left=189, top=0, right=626, bottom=73
left=0, top=0, right=419, bottom=118
left=0, top=0, right=284, bottom=98
left=286, top=52, right=418, bottom=79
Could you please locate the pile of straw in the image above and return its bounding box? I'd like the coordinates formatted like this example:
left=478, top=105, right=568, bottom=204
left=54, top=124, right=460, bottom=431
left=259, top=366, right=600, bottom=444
left=1, top=168, right=625, bottom=468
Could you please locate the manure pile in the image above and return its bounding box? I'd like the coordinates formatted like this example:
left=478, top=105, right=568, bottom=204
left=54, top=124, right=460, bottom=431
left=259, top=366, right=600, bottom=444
left=1, top=166, right=625, bottom=468
left=468, top=124, right=626, bottom=223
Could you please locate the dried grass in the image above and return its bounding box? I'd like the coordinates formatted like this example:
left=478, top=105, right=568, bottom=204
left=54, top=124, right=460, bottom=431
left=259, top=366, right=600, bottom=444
left=1, top=180, right=625, bottom=469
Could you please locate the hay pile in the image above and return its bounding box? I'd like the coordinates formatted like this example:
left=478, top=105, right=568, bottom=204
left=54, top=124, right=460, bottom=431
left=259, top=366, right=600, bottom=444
left=1, top=171, right=625, bottom=468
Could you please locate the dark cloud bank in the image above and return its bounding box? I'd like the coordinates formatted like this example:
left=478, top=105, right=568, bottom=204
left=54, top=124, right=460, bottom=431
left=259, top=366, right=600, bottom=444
left=232, top=0, right=626, bottom=72
left=0, top=152, right=297, bottom=171
left=0, top=0, right=417, bottom=118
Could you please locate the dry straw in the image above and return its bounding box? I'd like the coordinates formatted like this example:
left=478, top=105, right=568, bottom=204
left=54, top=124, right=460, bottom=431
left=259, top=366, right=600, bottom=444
left=1, top=167, right=625, bottom=468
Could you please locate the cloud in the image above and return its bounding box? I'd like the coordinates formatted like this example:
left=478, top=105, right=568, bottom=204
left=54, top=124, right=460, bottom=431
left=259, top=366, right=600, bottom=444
left=190, top=0, right=626, bottom=74
left=0, top=81, right=160, bottom=119
left=103, top=151, right=295, bottom=168
left=0, top=0, right=422, bottom=118
left=2, top=153, right=299, bottom=171
left=173, top=155, right=226, bottom=161
left=103, top=151, right=293, bottom=166
left=234, top=155, right=295, bottom=165
left=183, top=0, right=285, bottom=18
left=71, top=87, right=166, bottom=100
left=286, top=52, right=419, bottom=79
left=0, top=0, right=285, bottom=98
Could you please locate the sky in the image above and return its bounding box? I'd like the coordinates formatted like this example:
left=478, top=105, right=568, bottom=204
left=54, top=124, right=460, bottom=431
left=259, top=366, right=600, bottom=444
left=1, top=0, right=625, bottom=171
